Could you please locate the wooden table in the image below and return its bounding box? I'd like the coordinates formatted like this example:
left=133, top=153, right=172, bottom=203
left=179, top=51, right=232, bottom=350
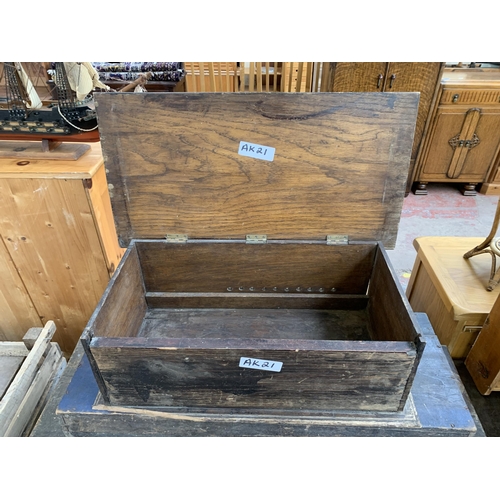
left=406, top=236, right=500, bottom=358
left=0, top=142, right=124, bottom=355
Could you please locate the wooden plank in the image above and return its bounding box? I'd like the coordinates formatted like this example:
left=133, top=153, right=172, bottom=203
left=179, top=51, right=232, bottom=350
left=95, top=92, right=419, bottom=249
left=198, top=63, right=205, bottom=91
left=0, top=356, right=24, bottom=399
left=20, top=346, right=66, bottom=436
left=3, top=343, right=65, bottom=436
left=136, top=241, right=376, bottom=296
left=0, top=321, right=55, bottom=435
left=137, top=308, right=372, bottom=341
left=90, top=338, right=416, bottom=411
left=23, top=327, right=42, bottom=350
left=249, top=62, right=255, bottom=91
left=85, top=163, right=124, bottom=276
left=256, top=63, right=262, bottom=92
left=207, top=62, right=216, bottom=91
left=145, top=293, right=369, bottom=310
left=0, top=142, right=102, bottom=179
left=0, top=141, right=90, bottom=161
left=0, top=343, right=30, bottom=356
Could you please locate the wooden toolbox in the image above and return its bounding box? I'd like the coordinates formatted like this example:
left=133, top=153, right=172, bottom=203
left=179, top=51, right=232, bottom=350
left=81, top=91, right=424, bottom=413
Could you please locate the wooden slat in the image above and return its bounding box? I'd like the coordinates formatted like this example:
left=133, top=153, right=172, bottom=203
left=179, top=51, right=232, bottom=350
left=288, top=62, right=294, bottom=92
left=274, top=62, right=279, bottom=92
left=305, top=63, right=313, bottom=92
left=136, top=241, right=376, bottom=295
left=225, top=63, right=230, bottom=92
left=2, top=343, right=65, bottom=437
left=198, top=62, right=205, bottom=91
left=249, top=62, right=255, bottom=91
left=207, top=62, right=216, bottom=91
left=265, top=63, right=270, bottom=91
left=296, top=63, right=304, bottom=92
left=0, top=321, right=55, bottom=435
left=256, top=63, right=262, bottom=92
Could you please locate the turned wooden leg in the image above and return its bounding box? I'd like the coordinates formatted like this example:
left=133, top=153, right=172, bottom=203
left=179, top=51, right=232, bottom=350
left=412, top=181, right=428, bottom=195
left=461, top=183, right=478, bottom=196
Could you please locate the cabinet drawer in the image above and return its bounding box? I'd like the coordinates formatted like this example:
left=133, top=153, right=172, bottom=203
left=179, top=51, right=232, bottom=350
left=440, top=88, right=500, bottom=105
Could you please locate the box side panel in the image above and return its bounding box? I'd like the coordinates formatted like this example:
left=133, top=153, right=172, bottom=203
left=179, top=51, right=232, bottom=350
left=368, top=247, right=421, bottom=343
left=368, top=246, right=424, bottom=410
left=86, top=245, right=147, bottom=340
left=90, top=340, right=416, bottom=411
left=136, top=241, right=376, bottom=296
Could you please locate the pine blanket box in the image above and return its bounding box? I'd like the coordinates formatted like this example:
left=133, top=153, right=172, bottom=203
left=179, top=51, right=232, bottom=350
left=81, top=91, right=424, bottom=413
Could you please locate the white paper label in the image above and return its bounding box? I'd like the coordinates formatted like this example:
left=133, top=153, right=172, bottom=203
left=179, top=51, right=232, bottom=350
left=238, top=141, right=275, bottom=162
left=239, top=357, right=283, bottom=372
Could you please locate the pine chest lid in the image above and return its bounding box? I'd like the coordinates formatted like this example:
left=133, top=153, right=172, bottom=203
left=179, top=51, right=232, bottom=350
left=95, top=92, right=419, bottom=248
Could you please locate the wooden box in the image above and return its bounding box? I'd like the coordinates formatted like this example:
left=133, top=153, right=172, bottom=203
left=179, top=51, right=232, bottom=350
left=406, top=236, right=500, bottom=358
left=81, top=92, right=424, bottom=413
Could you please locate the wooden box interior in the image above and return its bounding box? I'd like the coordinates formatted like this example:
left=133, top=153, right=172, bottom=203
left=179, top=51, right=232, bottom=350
left=83, top=239, right=424, bottom=412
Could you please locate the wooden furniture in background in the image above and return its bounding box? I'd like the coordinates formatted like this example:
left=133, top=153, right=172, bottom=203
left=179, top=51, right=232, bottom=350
left=0, top=143, right=124, bottom=355
left=326, top=62, right=445, bottom=194
left=0, top=321, right=65, bottom=436
left=413, top=68, right=500, bottom=195
left=465, top=292, right=500, bottom=395
left=184, top=63, right=324, bottom=93
left=406, top=236, right=500, bottom=358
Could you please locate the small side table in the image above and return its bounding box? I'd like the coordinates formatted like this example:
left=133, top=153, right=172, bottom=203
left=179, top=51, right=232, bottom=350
left=406, top=236, right=500, bottom=358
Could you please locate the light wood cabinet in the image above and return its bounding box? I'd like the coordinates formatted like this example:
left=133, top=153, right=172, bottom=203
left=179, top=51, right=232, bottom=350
left=328, top=62, right=444, bottom=193
left=407, top=236, right=500, bottom=358
left=414, top=68, right=500, bottom=195
left=0, top=143, right=123, bottom=354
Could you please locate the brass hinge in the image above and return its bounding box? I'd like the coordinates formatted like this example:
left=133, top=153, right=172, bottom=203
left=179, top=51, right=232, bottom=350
left=246, top=234, right=267, bottom=244
left=165, top=234, right=188, bottom=243
left=327, top=235, right=349, bottom=245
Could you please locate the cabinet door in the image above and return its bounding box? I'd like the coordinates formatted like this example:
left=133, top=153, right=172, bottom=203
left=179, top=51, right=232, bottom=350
left=420, top=107, right=500, bottom=182
left=331, top=62, right=387, bottom=92
left=385, top=63, right=443, bottom=159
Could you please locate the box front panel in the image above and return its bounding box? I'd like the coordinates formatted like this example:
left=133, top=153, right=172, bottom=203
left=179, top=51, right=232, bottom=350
left=90, top=339, right=417, bottom=412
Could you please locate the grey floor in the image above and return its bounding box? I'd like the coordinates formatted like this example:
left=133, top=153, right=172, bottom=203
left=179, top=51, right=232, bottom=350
left=387, top=183, right=500, bottom=436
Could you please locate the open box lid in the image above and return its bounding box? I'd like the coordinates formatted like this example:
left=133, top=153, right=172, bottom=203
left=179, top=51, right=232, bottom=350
left=95, top=92, right=419, bottom=248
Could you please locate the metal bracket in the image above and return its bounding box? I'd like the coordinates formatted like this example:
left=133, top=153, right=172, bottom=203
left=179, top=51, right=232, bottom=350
left=327, top=235, right=349, bottom=245
left=165, top=234, right=188, bottom=243
left=246, top=234, right=267, bottom=244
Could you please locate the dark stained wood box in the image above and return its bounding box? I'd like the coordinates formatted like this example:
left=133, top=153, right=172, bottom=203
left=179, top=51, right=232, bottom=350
left=81, top=91, right=424, bottom=413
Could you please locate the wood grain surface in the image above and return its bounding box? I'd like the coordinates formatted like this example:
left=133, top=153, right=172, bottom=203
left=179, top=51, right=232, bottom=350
left=90, top=337, right=416, bottom=411
left=95, top=92, right=419, bottom=248
left=136, top=241, right=376, bottom=295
